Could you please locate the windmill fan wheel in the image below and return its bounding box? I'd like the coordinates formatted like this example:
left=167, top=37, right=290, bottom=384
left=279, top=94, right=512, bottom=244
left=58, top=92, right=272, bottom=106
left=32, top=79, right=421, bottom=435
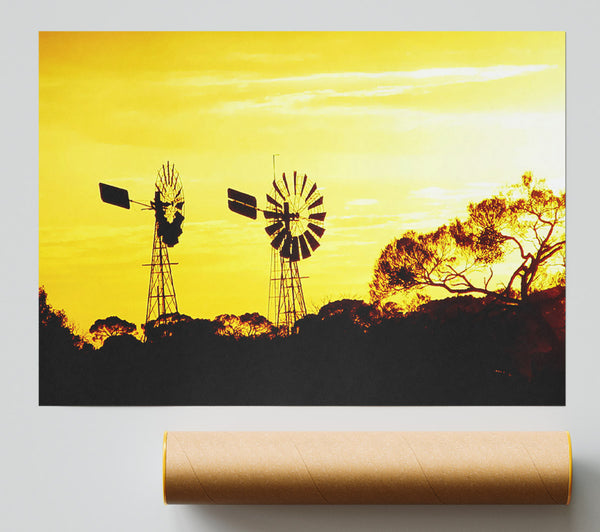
left=264, top=171, right=326, bottom=262
left=154, top=161, right=185, bottom=247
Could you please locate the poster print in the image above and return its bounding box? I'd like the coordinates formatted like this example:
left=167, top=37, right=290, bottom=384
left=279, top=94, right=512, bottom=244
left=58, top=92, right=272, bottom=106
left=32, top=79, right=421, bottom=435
left=39, top=32, right=565, bottom=405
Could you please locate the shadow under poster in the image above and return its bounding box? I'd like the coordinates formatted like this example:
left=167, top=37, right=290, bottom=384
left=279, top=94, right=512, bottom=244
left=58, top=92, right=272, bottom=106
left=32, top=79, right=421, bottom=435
left=39, top=32, right=565, bottom=405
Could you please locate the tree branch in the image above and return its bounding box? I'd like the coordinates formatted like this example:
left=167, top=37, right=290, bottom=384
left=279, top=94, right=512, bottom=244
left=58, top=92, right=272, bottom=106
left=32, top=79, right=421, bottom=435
left=484, top=267, right=494, bottom=290
left=499, top=234, right=531, bottom=260
left=426, top=280, right=520, bottom=305
left=538, top=240, right=566, bottom=263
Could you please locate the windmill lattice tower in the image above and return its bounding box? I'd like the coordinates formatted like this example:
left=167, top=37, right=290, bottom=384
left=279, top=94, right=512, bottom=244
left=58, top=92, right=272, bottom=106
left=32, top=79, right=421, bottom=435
left=99, top=161, right=185, bottom=329
left=228, top=171, right=326, bottom=334
left=268, top=244, right=306, bottom=334
left=144, top=163, right=185, bottom=325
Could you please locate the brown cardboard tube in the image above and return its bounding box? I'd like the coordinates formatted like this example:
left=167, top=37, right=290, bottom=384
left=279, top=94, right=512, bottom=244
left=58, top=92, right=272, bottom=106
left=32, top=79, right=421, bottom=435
left=163, top=431, right=572, bottom=505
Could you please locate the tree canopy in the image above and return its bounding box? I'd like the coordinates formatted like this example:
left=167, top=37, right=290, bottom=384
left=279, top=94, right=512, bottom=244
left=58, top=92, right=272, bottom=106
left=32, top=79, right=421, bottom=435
left=143, top=313, right=216, bottom=343
left=317, top=299, right=379, bottom=331
left=39, top=286, right=85, bottom=349
left=213, top=312, right=279, bottom=339
left=89, top=315, right=137, bottom=344
left=370, top=174, right=565, bottom=307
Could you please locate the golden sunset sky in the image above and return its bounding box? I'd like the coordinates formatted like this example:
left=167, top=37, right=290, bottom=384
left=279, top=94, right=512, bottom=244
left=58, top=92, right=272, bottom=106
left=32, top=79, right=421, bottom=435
left=39, top=32, right=565, bottom=335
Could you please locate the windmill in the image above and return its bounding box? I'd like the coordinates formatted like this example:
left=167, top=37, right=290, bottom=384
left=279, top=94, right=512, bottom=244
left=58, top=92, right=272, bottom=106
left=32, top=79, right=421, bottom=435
left=99, top=161, right=185, bottom=328
left=227, top=171, right=326, bottom=334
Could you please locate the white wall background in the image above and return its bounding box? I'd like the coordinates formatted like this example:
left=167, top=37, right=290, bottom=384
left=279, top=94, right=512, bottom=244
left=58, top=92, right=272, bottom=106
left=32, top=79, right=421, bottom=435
left=2, top=1, right=599, bottom=530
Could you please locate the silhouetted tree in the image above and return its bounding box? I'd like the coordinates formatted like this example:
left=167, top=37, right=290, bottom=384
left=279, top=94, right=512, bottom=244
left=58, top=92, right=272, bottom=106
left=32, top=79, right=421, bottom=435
left=39, top=286, right=84, bottom=349
left=239, top=312, right=278, bottom=338
left=213, top=314, right=235, bottom=337
left=144, top=313, right=193, bottom=342
left=89, top=316, right=137, bottom=345
left=40, top=286, right=67, bottom=330
left=213, top=313, right=277, bottom=339
left=294, top=313, right=321, bottom=335
left=370, top=174, right=565, bottom=306
left=318, top=299, right=379, bottom=331
left=378, top=301, right=402, bottom=319
left=101, top=333, right=142, bottom=351
left=39, top=287, right=93, bottom=405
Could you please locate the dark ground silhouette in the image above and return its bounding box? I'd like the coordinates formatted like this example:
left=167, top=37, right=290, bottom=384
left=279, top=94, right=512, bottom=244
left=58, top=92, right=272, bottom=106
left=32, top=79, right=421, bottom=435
left=39, top=286, right=565, bottom=406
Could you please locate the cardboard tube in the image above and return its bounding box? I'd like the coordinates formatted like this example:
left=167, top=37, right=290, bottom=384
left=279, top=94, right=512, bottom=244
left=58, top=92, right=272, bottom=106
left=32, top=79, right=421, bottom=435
left=163, top=431, right=572, bottom=505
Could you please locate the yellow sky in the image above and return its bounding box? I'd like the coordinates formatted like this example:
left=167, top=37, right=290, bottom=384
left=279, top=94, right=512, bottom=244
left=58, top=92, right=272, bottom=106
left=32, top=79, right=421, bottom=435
left=39, top=31, right=565, bottom=335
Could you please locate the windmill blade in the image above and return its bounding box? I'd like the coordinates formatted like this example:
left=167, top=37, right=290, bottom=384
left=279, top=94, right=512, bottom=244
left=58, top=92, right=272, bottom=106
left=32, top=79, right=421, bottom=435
left=308, top=222, right=325, bottom=238
left=300, top=174, right=308, bottom=196
left=293, top=171, right=297, bottom=194
left=227, top=188, right=257, bottom=219
left=271, top=229, right=287, bottom=249
left=303, top=230, right=320, bottom=251
left=305, top=183, right=317, bottom=202
left=99, top=183, right=130, bottom=209
left=298, top=234, right=311, bottom=259
left=273, top=180, right=285, bottom=200
left=290, top=236, right=300, bottom=262
left=266, top=194, right=283, bottom=210
left=307, top=196, right=324, bottom=210
left=308, top=212, right=326, bottom=221
left=282, top=173, right=290, bottom=195
left=280, top=233, right=293, bottom=258
left=263, top=210, right=282, bottom=219
left=265, top=221, right=284, bottom=236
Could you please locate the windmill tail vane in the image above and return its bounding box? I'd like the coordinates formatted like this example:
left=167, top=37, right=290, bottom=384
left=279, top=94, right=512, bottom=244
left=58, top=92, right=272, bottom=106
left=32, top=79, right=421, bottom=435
left=227, top=188, right=258, bottom=219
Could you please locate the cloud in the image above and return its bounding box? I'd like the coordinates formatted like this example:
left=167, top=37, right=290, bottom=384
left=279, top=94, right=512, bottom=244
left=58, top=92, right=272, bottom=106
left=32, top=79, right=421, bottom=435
left=410, top=187, right=454, bottom=201
left=405, top=64, right=554, bottom=81
left=410, top=182, right=502, bottom=206
left=167, top=64, right=556, bottom=90
left=345, top=198, right=379, bottom=207
left=328, top=211, right=449, bottom=236
left=210, top=64, right=557, bottom=115
left=39, top=224, right=148, bottom=246
left=184, top=219, right=236, bottom=230
left=217, top=97, right=430, bottom=118
left=226, top=51, right=319, bottom=63
left=39, top=218, right=236, bottom=248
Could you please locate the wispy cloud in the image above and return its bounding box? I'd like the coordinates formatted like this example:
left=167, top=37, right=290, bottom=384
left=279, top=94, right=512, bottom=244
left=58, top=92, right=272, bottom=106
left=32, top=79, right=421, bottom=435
left=39, top=219, right=236, bottom=247
left=39, top=224, right=147, bottom=246
left=226, top=51, right=319, bottom=63
left=184, top=219, right=236, bottom=230
left=210, top=64, right=557, bottom=115
left=328, top=210, right=453, bottom=235
left=168, top=64, right=556, bottom=89
left=410, top=182, right=502, bottom=206
left=410, top=186, right=453, bottom=201
left=345, top=198, right=379, bottom=207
